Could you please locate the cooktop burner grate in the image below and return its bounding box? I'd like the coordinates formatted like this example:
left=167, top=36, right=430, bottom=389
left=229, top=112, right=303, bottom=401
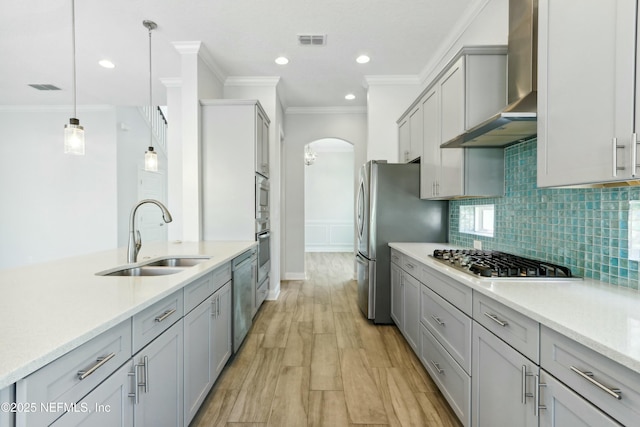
left=432, top=249, right=574, bottom=279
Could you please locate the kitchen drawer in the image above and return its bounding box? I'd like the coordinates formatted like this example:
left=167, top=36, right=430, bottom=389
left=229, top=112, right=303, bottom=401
left=401, top=254, right=421, bottom=280
left=132, top=290, right=183, bottom=354
left=16, top=319, right=131, bottom=427
left=420, top=323, right=470, bottom=427
left=184, top=263, right=232, bottom=314
left=539, top=369, right=622, bottom=427
left=540, top=326, right=640, bottom=427
left=256, top=276, right=268, bottom=312
left=390, top=248, right=403, bottom=266
left=421, top=264, right=472, bottom=316
left=421, top=284, right=472, bottom=374
left=473, top=291, right=539, bottom=363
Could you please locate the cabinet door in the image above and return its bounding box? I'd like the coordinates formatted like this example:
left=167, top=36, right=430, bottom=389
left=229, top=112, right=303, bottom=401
left=539, top=370, right=622, bottom=427
left=183, top=296, right=215, bottom=425
left=538, top=0, right=637, bottom=187
left=0, top=386, right=11, bottom=427
left=398, top=118, right=411, bottom=162
left=409, top=105, right=423, bottom=161
left=51, top=361, right=134, bottom=427
left=134, top=320, right=184, bottom=427
left=256, top=109, right=269, bottom=177
left=212, top=281, right=232, bottom=380
left=421, top=87, right=440, bottom=198
left=438, top=57, right=464, bottom=197
left=402, top=272, right=420, bottom=353
left=472, top=322, right=538, bottom=427
left=390, top=263, right=403, bottom=328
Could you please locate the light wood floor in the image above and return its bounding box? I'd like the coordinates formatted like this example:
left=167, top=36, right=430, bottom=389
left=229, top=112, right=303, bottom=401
left=191, top=252, right=462, bottom=427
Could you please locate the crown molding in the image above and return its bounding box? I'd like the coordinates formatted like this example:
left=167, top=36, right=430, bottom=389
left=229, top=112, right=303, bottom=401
left=172, top=41, right=227, bottom=84
left=171, top=41, right=202, bottom=54
left=286, top=106, right=367, bottom=115
left=225, top=76, right=281, bottom=87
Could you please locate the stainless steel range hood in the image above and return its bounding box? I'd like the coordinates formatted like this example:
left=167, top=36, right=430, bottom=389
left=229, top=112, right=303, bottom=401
left=441, top=0, right=538, bottom=148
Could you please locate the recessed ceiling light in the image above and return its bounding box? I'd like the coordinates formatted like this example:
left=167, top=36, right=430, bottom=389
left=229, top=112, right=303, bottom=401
left=275, top=56, right=289, bottom=65
left=345, top=93, right=356, bottom=100
left=356, top=55, right=370, bottom=64
left=99, top=59, right=115, bottom=69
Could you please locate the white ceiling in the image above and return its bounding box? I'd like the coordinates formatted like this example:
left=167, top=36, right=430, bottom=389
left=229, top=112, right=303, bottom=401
left=0, top=0, right=479, bottom=109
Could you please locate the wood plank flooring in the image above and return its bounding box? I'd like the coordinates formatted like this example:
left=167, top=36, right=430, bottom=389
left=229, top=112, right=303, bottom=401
left=191, top=252, right=462, bottom=427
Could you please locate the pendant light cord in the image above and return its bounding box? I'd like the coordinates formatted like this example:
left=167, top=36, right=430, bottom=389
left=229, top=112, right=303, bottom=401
left=148, top=24, right=152, bottom=148
left=71, top=0, right=77, bottom=119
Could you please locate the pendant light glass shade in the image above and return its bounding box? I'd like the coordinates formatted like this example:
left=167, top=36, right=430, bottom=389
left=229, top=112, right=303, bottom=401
left=64, top=118, right=85, bottom=155
left=144, top=146, right=158, bottom=171
left=65, top=0, right=85, bottom=155
left=143, top=20, right=157, bottom=171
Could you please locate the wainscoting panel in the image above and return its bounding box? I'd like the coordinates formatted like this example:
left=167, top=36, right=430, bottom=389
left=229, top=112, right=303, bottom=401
left=305, top=220, right=354, bottom=252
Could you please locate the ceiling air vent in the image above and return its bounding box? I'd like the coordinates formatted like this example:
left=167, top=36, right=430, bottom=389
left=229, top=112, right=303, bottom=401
left=28, top=84, right=61, bottom=91
left=297, top=34, right=327, bottom=46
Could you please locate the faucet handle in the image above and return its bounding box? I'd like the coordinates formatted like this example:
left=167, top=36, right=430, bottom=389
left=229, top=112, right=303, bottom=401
left=135, top=230, right=142, bottom=250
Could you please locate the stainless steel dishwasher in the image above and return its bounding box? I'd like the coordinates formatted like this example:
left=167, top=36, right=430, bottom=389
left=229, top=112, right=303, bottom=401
left=232, top=248, right=257, bottom=353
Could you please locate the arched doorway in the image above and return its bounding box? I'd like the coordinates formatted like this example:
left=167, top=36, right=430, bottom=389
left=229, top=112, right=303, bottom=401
left=304, top=138, right=355, bottom=253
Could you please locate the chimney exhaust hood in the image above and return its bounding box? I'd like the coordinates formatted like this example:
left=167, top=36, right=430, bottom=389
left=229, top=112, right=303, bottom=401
left=441, top=0, right=538, bottom=149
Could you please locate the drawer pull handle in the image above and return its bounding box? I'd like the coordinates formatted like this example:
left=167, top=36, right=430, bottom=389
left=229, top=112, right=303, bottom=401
left=569, top=366, right=622, bottom=400
left=430, top=360, right=444, bottom=374
left=484, top=312, right=508, bottom=327
left=155, top=308, right=177, bottom=323
left=405, top=263, right=415, bottom=270
left=431, top=315, right=445, bottom=326
left=77, top=352, right=116, bottom=380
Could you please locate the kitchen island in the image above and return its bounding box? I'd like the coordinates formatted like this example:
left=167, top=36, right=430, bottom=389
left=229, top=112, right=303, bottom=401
left=0, top=240, right=255, bottom=390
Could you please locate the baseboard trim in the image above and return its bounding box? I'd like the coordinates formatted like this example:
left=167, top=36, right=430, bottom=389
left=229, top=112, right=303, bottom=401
left=282, top=272, right=307, bottom=281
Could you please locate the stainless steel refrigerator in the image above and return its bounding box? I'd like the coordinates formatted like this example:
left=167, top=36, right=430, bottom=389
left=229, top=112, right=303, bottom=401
left=356, top=160, right=448, bottom=324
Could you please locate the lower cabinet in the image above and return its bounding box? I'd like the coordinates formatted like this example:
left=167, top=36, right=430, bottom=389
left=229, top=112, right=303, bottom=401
left=133, top=319, right=184, bottom=427
left=472, top=321, right=538, bottom=427
left=390, top=262, right=403, bottom=328
left=184, top=281, right=232, bottom=426
left=51, top=362, right=134, bottom=427
left=402, top=272, right=420, bottom=353
left=0, top=386, right=14, bottom=427
left=539, top=370, right=621, bottom=427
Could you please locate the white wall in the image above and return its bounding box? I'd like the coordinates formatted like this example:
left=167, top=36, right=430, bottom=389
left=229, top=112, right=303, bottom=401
left=0, top=107, right=118, bottom=269
left=283, top=109, right=366, bottom=279
left=304, top=141, right=354, bottom=252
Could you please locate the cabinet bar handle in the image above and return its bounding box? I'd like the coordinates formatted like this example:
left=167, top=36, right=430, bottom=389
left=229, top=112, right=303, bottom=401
left=430, top=360, right=444, bottom=374
left=128, top=366, right=139, bottom=404
left=77, top=352, right=116, bottom=380
left=211, top=298, right=217, bottom=318
left=155, top=308, right=177, bottom=323
left=484, top=312, right=508, bottom=327
left=613, top=137, right=626, bottom=176
left=521, top=365, right=534, bottom=404
left=143, top=356, right=149, bottom=393
left=431, top=315, right=445, bottom=326
left=535, top=375, right=546, bottom=417
left=569, top=366, right=622, bottom=400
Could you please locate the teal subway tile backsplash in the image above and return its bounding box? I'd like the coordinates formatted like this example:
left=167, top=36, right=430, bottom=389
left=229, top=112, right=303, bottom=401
left=448, top=139, right=640, bottom=290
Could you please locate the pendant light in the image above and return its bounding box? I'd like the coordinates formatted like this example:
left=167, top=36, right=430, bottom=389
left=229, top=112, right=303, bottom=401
left=64, top=0, right=85, bottom=155
left=143, top=20, right=158, bottom=171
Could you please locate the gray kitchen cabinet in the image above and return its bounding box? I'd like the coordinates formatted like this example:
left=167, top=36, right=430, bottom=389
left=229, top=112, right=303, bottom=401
left=16, top=319, right=132, bottom=427
left=537, top=0, right=639, bottom=187
left=539, top=370, right=622, bottom=427
left=402, top=271, right=421, bottom=353
left=184, top=280, right=231, bottom=425
left=416, top=47, right=506, bottom=199
left=50, top=361, right=134, bottom=427
left=256, top=107, right=270, bottom=178
left=0, top=385, right=14, bottom=427
left=390, top=262, right=403, bottom=329
left=540, top=325, right=640, bottom=426
left=397, top=104, right=422, bottom=163
left=472, top=321, right=538, bottom=427
left=133, top=319, right=184, bottom=427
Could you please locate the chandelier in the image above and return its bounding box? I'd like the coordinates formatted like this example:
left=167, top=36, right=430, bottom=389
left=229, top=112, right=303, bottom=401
left=304, top=144, right=317, bottom=166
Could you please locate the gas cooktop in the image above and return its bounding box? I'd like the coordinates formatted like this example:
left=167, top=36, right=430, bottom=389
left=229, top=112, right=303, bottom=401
left=431, top=249, right=579, bottom=280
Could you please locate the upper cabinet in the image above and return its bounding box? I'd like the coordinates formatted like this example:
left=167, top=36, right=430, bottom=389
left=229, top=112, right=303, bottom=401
left=398, top=104, right=423, bottom=163
left=398, top=46, right=507, bottom=199
left=537, top=0, right=638, bottom=187
left=256, top=107, right=270, bottom=178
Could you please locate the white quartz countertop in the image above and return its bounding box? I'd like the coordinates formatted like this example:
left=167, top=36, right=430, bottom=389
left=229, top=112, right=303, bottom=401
left=0, top=240, right=256, bottom=389
left=389, top=242, right=640, bottom=374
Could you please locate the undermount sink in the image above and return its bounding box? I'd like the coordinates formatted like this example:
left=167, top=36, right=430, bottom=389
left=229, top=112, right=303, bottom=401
left=96, top=256, right=211, bottom=277
left=100, top=266, right=186, bottom=277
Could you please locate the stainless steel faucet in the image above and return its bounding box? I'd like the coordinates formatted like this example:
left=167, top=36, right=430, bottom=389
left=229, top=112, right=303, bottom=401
left=127, top=199, right=173, bottom=263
